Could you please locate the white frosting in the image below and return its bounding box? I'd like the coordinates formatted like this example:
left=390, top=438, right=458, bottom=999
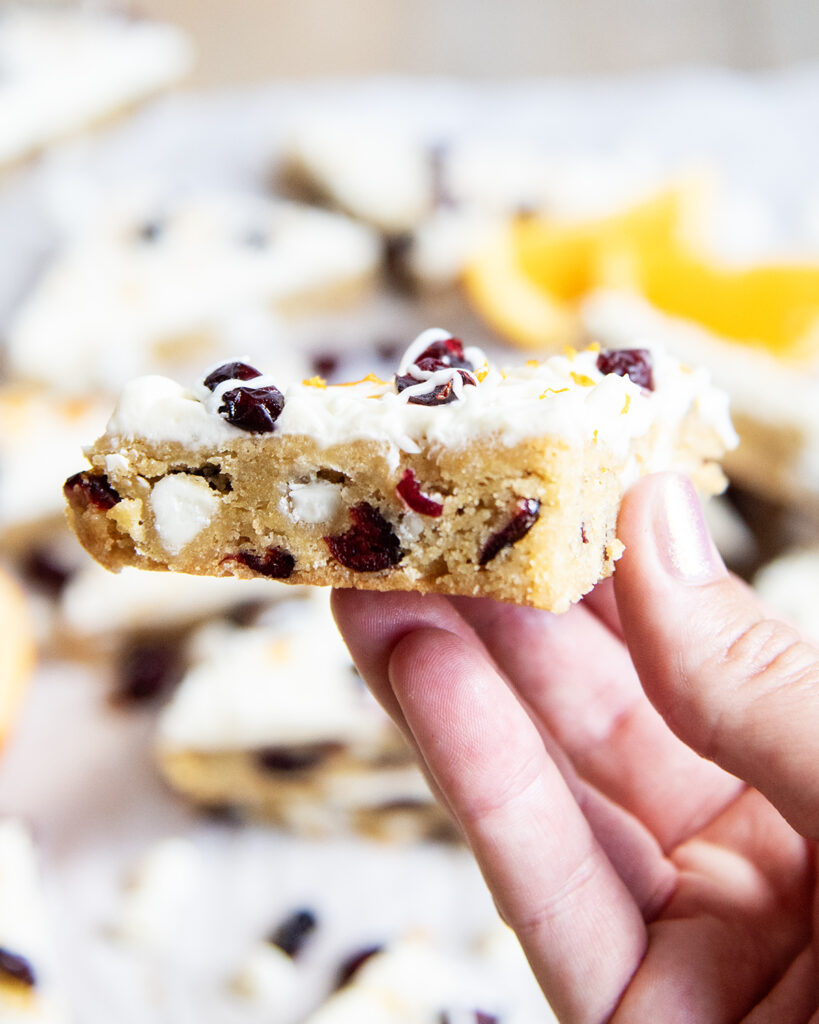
left=231, top=942, right=300, bottom=1011
left=286, top=481, right=342, bottom=524
left=0, top=388, right=108, bottom=533
left=112, top=838, right=201, bottom=949
left=0, top=7, right=192, bottom=167
left=306, top=938, right=503, bottom=1024
left=7, top=195, right=379, bottom=393
left=582, top=290, right=819, bottom=492
left=59, top=563, right=293, bottom=640
left=157, top=593, right=387, bottom=752
left=105, top=331, right=737, bottom=477
left=285, top=121, right=432, bottom=233
left=150, top=474, right=220, bottom=556
left=0, top=820, right=68, bottom=1023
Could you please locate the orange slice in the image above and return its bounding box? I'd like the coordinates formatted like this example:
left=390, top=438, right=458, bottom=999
left=630, top=249, right=819, bottom=360
left=464, top=184, right=698, bottom=350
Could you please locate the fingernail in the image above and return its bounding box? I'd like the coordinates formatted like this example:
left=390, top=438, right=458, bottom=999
left=654, top=475, right=726, bottom=583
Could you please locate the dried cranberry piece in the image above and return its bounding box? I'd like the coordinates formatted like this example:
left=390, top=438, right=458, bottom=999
left=218, top=384, right=284, bottom=433
left=255, top=742, right=343, bottom=774
left=580, top=523, right=589, bottom=544
left=413, top=337, right=473, bottom=370
left=113, top=639, right=183, bottom=706
left=0, top=947, right=35, bottom=987
left=596, top=348, right=654, bottom=390
left=22, top=549, right=74, bottom=596
left=203, top=361, right=262, bottom=391
left=223, top=546, right=295, bottom=579
left=311, top=353, right=339, bottom=378
left=63, top=471, right=121, bottom=511
left=268, top=909, right=317, bottom=958
left=335, top=945, right=383, bottom=989
left=324, top=503, right=402, bottom=572
left=395, top=369, right=476, bottom=406
left=479, top=498, right=541, bottom=566
left=396, top=469, right=443, bottom=517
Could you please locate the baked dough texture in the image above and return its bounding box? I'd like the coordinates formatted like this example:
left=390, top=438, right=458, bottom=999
left=65, top=331, right=737, bottom=613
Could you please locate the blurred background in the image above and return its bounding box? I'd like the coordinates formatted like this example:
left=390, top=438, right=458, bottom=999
left=145, top=0, right=819, bottom=80
left=0, top=1, right=817, bottom=1022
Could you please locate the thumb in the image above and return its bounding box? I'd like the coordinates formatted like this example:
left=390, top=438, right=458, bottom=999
left=614, top=472, right=819, bottom=839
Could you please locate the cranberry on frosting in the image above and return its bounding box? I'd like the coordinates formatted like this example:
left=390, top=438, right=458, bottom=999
left=203, top=360, right=262, bottom=392
left=596, top=347, right=654, bottom=391
left=394, top=329, right=480, bottom=406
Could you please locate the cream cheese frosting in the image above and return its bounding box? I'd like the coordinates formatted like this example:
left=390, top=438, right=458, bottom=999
left=7, top=194, right=379, bottom=393
left=0, top=7, right=193, bottom=167
left=157, top=593, right=387, bottom=752
left=104, top=329, right=738, bottom=475
left=0, top=820, right=68, bottom=1024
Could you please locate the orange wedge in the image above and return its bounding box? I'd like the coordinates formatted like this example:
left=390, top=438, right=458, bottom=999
left=464, top=184, right=698, bottom=350
left=630, top=249, right=819, bottom=360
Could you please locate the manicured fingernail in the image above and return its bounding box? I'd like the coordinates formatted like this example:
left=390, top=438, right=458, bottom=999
left=654, top=475, right=726, bottom=583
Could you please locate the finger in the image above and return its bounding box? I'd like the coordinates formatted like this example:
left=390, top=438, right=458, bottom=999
left=448, top=595, right=742, bottom=850
left=332, top=589, right=675, bottom=917
left=615, top=473, right=819, bottom=840
left=614, top=788, right=812, bottom=1023
left=740, top=947, right=817, bottom=1024
left=389, top=626, right=646, bottom=1024
left=582, top=577, right=623, bottom=639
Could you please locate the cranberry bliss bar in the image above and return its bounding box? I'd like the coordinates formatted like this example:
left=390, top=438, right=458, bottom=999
left=64, top=330, right=737, bottom=612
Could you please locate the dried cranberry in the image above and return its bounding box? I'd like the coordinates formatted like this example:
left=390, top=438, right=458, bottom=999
left=335, top=945, right=383, bottom=989
left=396, top=469, right=443, bottom=517
left=479, top=498, right=541, bottom=566
left=223, top=546, right=295, bottom=579
left=113, top=639, right=183, bottom=706
left=383, top=233, right=414, bottom=290
left=580, top=523, right=589, bottom=544
left=415, top=337, right=473, bottom=371
left=218, top=384, right=284, bottom=433
left=268, top=909, right=317, bottom=958
left=596, top=348, right=654, bottom=390
left=395, top=336, right=477, bottom=405
left=203, top=361, right=262, bottom=391
left=395, top=369, right=476, bottom=406
left=311, top=353, right=339, bottom=378
left=255, top=742, right=342, bottom=774
left=63, top=471, right=121, bottom=511
left=0, top=948, right=35, bottom=987
left=22, top=549, right=74, bottom=596
left=325, top=503, right=402, bottom=572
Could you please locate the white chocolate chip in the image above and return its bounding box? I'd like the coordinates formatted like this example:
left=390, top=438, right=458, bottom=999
left=150, top=474, right=220, bottom=555
left=287, top=480, right=341, bottom=524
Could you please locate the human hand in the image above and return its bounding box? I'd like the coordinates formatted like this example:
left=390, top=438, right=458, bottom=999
left=332, top=472, right=818, bottom=1023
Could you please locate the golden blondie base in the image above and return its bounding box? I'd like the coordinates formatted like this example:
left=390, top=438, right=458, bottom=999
left=159, top=748, right=457, bottom=842
left=68, top=418, right=726, bottom=614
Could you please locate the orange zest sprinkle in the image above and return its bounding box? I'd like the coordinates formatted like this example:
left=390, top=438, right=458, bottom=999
left=593, top=429, right=599, bottom=444
left=526, top=359, right=539, bottom=367
left=476, top=368, right=489, bottom=382
left=334, top=373, right=386, bottom=388
left=563, top=344, right=578, bottom=360
left=587, top=341, right=601, bottom=353
left=570, top=372, right=595, bottom=387
left=539, top=386, right=570, bottom=399
left=302, top=375, right=327, bottom=388
left=621, top=394, right=631, bottom=415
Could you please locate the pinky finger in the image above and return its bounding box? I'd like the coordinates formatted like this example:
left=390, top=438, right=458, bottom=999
left=388, top=627, right=646, bottom=1024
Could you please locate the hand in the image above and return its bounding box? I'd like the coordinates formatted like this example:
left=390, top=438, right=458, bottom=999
left=332, top=473, right=819, bottom=1023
